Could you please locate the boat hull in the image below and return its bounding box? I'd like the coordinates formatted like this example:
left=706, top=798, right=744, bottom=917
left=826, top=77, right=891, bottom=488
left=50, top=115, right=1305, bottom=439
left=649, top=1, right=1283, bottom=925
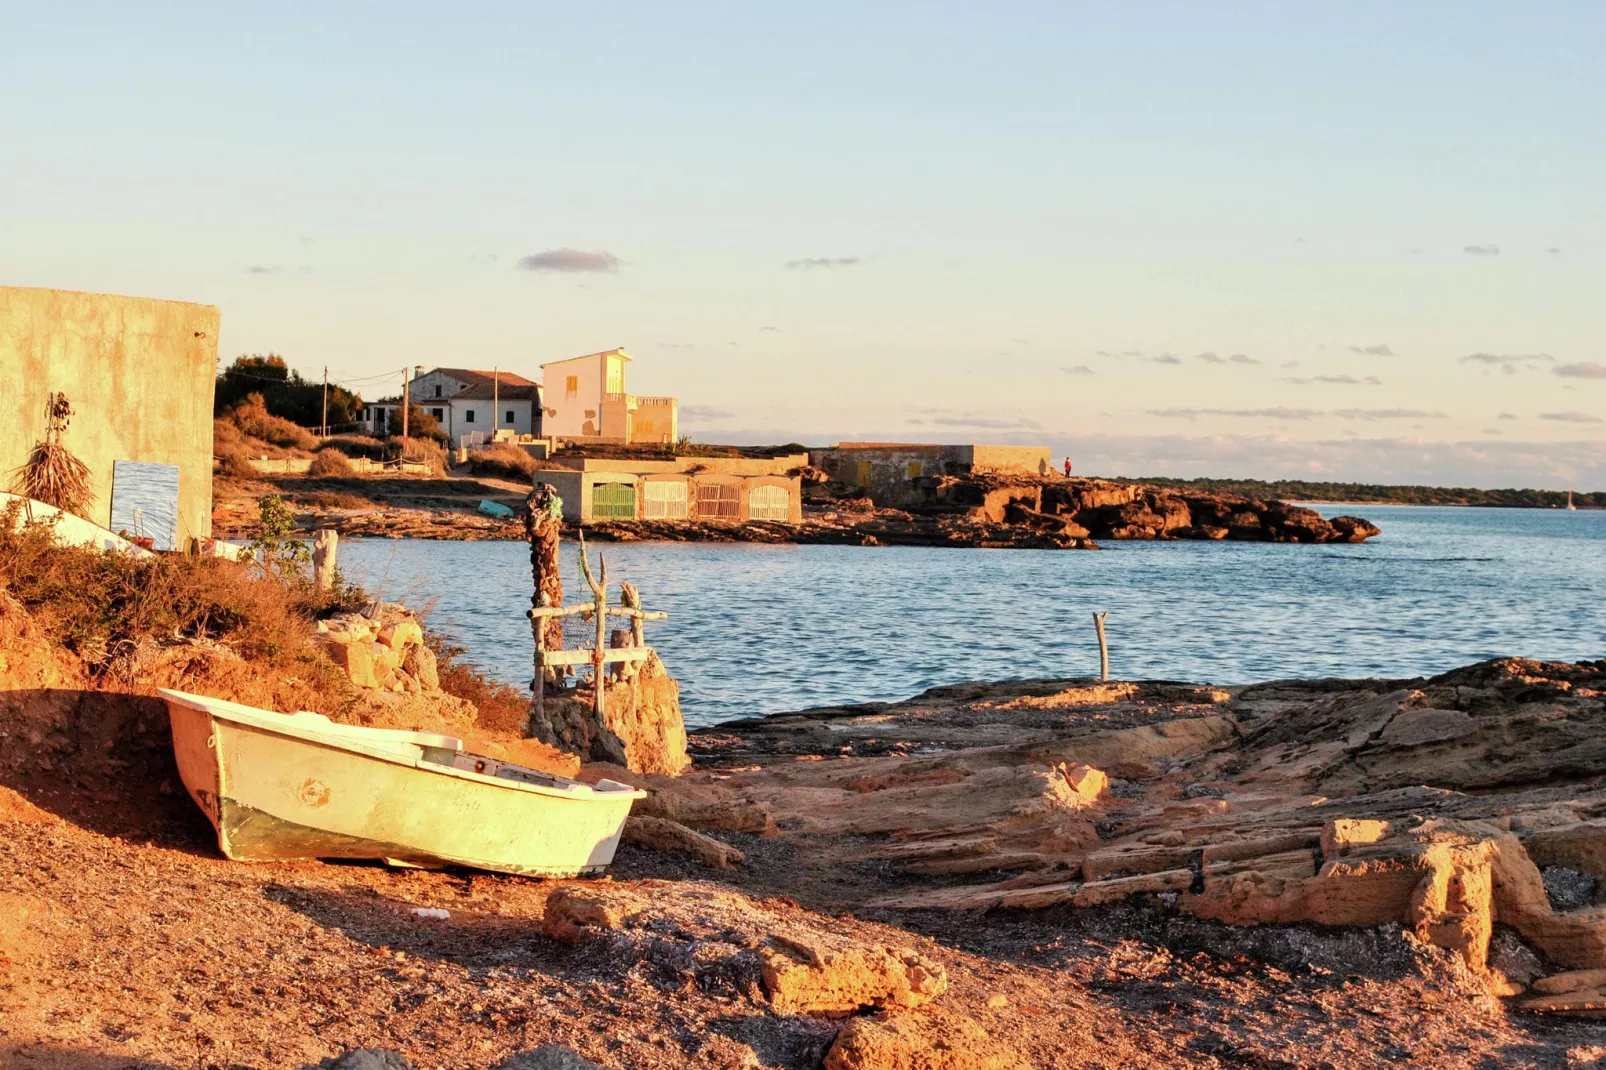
left=162, top=689, right=642, bottom=877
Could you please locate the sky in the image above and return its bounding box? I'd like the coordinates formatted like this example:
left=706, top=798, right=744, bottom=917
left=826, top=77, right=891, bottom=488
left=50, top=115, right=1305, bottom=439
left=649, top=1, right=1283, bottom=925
left=3, top=2, right=1603, bottom=487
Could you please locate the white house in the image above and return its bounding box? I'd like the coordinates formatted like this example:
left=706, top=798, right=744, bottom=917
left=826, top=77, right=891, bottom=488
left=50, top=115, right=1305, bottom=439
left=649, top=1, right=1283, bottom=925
left=358, top=368, right=542, bottom=446
left=539, top=348, right=677, bottom=445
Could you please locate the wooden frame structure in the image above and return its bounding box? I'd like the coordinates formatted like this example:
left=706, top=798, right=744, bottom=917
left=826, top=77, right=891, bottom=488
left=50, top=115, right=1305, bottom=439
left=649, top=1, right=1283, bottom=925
left=526, top=527, right=667, bottom=728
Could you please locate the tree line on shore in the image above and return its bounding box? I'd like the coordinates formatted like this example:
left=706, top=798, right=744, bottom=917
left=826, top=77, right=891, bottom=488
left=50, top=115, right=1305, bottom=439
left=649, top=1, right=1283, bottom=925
left=1114, top=476, right=1603, bottom=509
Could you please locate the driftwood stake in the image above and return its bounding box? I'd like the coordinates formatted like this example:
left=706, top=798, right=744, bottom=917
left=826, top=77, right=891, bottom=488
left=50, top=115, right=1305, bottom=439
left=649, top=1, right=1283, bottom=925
left=577, top=530, right=609, bottom=720
left=312, top=529, right=338, bottom=591
left=1093, top=611, right=1109, bottom=682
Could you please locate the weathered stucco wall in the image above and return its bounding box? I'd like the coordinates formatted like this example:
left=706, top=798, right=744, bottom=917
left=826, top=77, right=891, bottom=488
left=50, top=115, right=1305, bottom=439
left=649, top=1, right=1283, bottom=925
left=1, top=286, right=219, bottom=542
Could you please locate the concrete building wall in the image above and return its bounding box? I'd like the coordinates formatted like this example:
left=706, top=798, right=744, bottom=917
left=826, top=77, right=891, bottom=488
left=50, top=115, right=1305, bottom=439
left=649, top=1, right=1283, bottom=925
left=813, top=443, right=1050, bottom=493
left=0, top=286, right=218, bottom=543
left=970, top=445, right=1052, bottom=476
left=541, top=352, right=608, bottom=438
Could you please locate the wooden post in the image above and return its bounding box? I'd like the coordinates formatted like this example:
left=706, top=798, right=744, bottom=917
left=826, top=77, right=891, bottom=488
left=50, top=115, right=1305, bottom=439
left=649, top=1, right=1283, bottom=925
left=312, top=529, right=338, bottom=591
left=321, top=366, right=329, bottom=439
left=1093, top=611, right=1109, bottom=682
left=577, top=531, right=609, bottom=720
left=524, top=482, right=564, bottom=736
left=401, top=366, right=411, bottom=441
left=620, top=581, right=644, bottom=679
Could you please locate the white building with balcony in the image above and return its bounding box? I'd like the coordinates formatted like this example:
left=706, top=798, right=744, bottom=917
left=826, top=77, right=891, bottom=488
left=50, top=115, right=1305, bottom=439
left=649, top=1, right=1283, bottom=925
left=539, top=348, right=678, bottom=445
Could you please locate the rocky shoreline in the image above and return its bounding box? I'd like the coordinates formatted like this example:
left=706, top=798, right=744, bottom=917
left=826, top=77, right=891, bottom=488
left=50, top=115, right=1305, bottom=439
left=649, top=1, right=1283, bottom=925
left=213, top=472, right=1381, bottom=550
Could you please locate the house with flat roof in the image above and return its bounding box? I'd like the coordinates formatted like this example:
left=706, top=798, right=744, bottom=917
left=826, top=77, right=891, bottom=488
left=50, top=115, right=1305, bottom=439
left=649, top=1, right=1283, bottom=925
left=537, top=453, right=804, bottom=524
left=540, top=348, right=677, bottom=446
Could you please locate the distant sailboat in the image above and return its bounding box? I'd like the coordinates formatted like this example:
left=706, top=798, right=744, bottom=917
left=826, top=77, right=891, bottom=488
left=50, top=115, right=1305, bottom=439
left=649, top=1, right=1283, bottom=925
left=1568, top=491, right=1578, bottom=511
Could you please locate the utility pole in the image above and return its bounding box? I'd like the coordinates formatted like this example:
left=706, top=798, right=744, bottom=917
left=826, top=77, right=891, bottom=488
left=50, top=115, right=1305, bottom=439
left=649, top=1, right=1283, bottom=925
left=321, top=366, right=329, bottom=439
left=401, top=365, right=412, bottom=440
left=493, top=365, right=500, bottom=437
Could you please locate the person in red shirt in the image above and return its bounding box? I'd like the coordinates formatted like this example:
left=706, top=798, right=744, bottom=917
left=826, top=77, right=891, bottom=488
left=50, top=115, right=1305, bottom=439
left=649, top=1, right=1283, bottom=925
left=1063, top=456, right=1073, bottom=477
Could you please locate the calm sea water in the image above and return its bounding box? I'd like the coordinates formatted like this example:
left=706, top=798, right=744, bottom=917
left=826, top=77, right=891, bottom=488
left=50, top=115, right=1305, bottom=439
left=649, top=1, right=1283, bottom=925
left=337, top=506, right=1606, bottom=727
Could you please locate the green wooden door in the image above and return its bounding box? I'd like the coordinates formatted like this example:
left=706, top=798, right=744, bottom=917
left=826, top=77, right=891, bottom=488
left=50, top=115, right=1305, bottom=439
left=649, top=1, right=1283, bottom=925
left=591, top=482, right=636, bottom=520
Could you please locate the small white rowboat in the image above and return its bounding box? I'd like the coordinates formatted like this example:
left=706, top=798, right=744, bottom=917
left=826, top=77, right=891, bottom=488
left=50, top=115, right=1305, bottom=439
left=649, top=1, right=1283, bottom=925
left=159, top=688, right=644, bottom=877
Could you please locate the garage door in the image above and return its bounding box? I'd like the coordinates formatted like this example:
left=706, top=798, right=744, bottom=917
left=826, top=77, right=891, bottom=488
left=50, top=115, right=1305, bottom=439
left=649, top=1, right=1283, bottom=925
left=748, top=485, right=790, bottom=521
left=591, top=482, right=636, bottom=520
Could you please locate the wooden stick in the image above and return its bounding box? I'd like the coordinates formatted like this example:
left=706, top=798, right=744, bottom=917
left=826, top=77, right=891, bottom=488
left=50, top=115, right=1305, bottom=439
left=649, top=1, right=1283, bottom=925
left=526, top=604, right=667, bottom=621
left=577, top=530, right=609, bottom=719
left=1093, top=611, right=1109, bottom=682
left=541, top=647, right=653, bottom=667
left=312, top=529, right=338, bottom=591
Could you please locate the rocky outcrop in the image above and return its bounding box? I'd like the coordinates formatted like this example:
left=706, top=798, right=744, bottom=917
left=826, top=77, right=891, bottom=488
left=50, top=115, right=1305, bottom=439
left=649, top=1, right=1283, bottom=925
left=540, top=882, right=947, bottom=1017
left=825, top=1012, right=1032, bottom=1070
left=526, top=651, right=690, bottom=776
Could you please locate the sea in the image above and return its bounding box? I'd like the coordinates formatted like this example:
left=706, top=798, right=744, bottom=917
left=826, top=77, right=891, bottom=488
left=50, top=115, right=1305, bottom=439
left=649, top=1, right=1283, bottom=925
left=336, top=505, right=1606, bottom=728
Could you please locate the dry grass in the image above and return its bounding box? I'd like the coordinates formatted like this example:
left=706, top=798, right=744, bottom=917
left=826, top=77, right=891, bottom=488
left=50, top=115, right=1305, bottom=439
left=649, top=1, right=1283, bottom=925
left=0, top=500, right=356, bottom=694
left=293, top=490, right=369, bottom=510
left=398, top=437, right=448, bottom=478
left=308, top=448, right=355, bottom=478
left=428, top=634, right=529, bottom=732
left=465, top=442, right=537, bottom=482
left=321, top=434, right=389, bottom=461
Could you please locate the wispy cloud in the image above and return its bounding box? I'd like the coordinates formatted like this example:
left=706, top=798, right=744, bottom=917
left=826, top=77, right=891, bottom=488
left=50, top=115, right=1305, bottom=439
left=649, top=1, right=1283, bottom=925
left=1331, top=409, right=1447, bottom=420
left=1147, top=354, right=1182, bottom=365
left=656, top=342, right=695, bottom=350
left=1230, top=354, right=1261, bottom=365
left=517, top=249, right=620, bottom=273
left=1460, top=352, right=1554, bottom=376
left=930, top=415, right=1042, bottom=430
left=1347, top=344, right=1396, bottom=356
left=1150, top=407, right=1319, bottom=420
left=1548, top=247, right=1564, bottom=257
left=760, top=326, right=781, bottom=332
left=1463, top=244, right=1500, bottom=257
left=1194, top=352, right=1225, bottom=364
left=245, top=265, right=278, bottom=275
left=1060, top=365, right=1094, bottom=376
left=1283, top=375, right=1382, bottom=386
left=786, top=256, right=861, bottom=270
left=1540, top=411, right=1604, bottom=424
left=681, top=404, right=735, bottom=422
left=1555, top=361, right=1606, bottom=380
left=1498, top=412, right=1518, bottom=420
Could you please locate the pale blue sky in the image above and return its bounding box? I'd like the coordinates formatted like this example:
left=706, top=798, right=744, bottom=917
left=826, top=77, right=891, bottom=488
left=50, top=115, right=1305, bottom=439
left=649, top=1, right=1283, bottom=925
left=4, top=3, right=1602, bottom=485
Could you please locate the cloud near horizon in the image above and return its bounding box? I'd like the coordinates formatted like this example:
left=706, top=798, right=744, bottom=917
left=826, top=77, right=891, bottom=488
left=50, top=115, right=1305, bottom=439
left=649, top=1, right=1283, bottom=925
left=1347, top=344, right=1396, bottom=356
left=785, top=256, right=862, bottom=270
left=1152, top=407, right=1443, bottom=421
left=245, top=265, right=278, bottom=274
left=1554, top=361, right=1606, bottom=380
left=1060, top=365, right=1093, bottom=376
left=680, top=404, right=736, bottom=422
left=1540, top=411, right=1604, bottom=424
left=1284, top=375, right=1382, bottom=386
left=1463, top=244, right=1500, bottom=257
left=516, top=249, right=620, bottom=273
left=1460, top=352, right=1555, bottom=376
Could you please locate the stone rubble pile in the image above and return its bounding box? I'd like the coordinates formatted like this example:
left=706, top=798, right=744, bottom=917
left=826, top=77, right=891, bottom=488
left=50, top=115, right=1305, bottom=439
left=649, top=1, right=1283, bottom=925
left=315, top=602, right=440, bottom=694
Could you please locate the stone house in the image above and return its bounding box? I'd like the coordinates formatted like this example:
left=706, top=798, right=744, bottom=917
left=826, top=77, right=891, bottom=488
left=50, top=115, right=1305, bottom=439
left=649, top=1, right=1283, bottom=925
left=537, top=454, right=805, bottom=524
left=812, top=443, right=1052, bottom=502
left=1, top=286, right=218, bottom=549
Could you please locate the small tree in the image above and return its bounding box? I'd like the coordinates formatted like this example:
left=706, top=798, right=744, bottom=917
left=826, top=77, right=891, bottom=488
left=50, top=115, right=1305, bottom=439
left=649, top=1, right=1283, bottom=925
left=249, top=494, right=309, bottom=578
left=386, top=404, right=446, bottom=443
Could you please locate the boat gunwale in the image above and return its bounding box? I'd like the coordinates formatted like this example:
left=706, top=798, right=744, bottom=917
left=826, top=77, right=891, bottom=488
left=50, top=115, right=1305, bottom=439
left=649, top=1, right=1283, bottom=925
left=158, top=688, right=646, bottom=803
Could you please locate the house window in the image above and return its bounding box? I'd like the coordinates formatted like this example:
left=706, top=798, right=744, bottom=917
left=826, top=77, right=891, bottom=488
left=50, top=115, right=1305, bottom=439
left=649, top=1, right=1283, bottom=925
left=465, top=410, right=476, bottom=423
left=749, top=485, right=790, bottom=521
left=696, top=483, right=740, bottom=520
left=907, top=461, right=922, bottom=479
left=431, top=408, right=444, bottom=421
left=565, top=375, right=578, bottom=396
left=606, top=358, right=623, bottom=395
left=434, top=385, right=442, bottom=398
left=505, top=410, right=515, bottom=424
left=643, top=481, right=689, bottom=519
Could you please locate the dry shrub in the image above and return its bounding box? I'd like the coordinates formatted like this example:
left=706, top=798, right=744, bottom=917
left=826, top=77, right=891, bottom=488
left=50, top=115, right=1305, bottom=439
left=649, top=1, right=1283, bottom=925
left=216, top=444, right=258, bottom=480
left=226, top=393, right=318, bottom=452
left=308, top=448, right=355, bottom=478
left=321, top=434, right=388, bottom=461
left=0, top=501, right=358, bottom=709
left=294, top=490, right=368, bottom=510
left=392, top=436, right=447, bottom=478
left=428, top=634, right=528, bottom=732
left=466, top=442, right=537, bottom=481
